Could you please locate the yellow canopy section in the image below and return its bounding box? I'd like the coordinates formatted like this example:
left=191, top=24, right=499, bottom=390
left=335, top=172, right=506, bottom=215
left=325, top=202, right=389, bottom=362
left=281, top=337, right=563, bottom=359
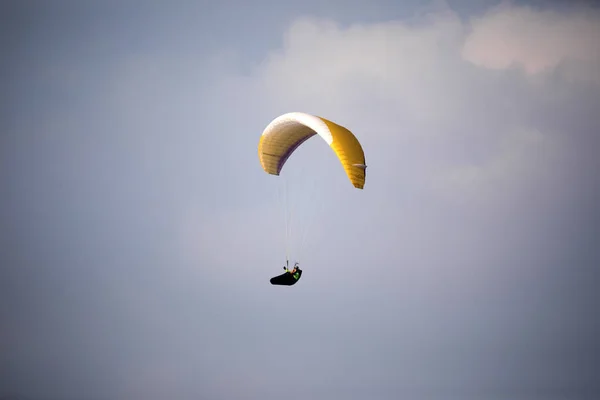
left=258, top=112, right=367, bottom=189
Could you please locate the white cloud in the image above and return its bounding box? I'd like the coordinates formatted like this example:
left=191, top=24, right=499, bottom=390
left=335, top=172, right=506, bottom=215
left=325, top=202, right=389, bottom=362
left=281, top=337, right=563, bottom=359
left=461, top=2, right=600, bottom=83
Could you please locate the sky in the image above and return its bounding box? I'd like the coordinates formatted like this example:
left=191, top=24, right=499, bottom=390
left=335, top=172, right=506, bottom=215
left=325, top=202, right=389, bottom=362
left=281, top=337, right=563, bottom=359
left=1, top=0, right=599, bottom=399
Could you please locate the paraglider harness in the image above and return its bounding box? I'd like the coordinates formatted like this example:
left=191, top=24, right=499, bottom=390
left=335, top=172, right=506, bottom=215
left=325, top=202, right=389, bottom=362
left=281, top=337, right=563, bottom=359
left=270, top=261, right=302, bottom=286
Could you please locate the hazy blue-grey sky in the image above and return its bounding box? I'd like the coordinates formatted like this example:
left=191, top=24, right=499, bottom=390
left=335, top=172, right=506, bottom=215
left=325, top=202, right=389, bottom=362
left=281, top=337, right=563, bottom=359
left=2, top=1, right=599, bottom=399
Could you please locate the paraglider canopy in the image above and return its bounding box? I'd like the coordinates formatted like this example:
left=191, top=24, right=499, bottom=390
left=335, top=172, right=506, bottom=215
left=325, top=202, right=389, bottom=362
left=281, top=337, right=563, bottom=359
left=258, top=112, right=367, bottom=189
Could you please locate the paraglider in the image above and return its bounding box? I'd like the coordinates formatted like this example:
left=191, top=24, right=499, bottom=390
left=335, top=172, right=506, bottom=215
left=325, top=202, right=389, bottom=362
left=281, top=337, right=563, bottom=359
left=258, top=112, right=366, bottom=285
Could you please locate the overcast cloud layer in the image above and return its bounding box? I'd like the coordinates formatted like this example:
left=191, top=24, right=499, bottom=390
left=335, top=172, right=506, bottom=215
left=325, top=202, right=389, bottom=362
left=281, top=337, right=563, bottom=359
left=1, top=1, right=599, bottom=399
